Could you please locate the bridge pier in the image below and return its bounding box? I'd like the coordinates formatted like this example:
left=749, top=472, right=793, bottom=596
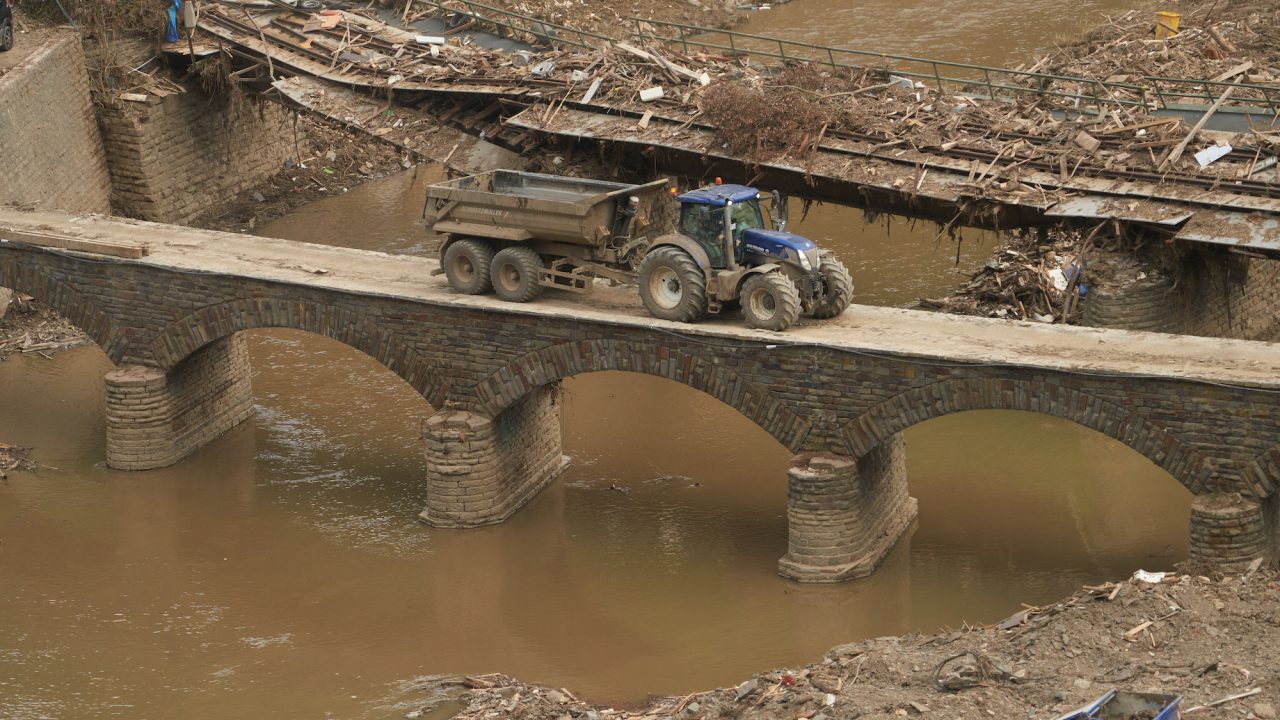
left=1188, top=493, right=1274, bottom=571
left=779, top=434, right=918, bottom=583
left=420, top=383, right=569, bottom=528
left=104, top=334, right=254, bottom=470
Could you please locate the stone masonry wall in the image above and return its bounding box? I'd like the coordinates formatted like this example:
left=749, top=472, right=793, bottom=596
left=0, top=32, right=111, bottom=213
left=97, top=91, right=295, bottom=224
left=2, top=240, right=1277, bottom=501
left=1189, top=493, right=1268, bottom=571
left=1085, top=249, right=1280, bottom=341
left=421, top=384, right=566, bottom=527
left=105, top=333, right=254, bottom=470
left=778, top=435, right=918, bottom=582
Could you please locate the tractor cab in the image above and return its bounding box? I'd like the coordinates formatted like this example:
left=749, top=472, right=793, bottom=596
left=637, top=179, right=852, bottom=331
left=675, top=183, right=817, bottom=273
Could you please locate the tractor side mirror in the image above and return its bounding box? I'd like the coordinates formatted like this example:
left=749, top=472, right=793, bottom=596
left=771, top=190, right=789, bottom=232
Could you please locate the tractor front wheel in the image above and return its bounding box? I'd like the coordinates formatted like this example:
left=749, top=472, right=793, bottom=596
left=741, top=272, right=801, bottom=331
left=807, top=258, right=854, bottom=319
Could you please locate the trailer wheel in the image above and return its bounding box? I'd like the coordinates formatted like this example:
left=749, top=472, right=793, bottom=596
left=807, top=258, right=854, bottom=319
left=443, top=239, right=494, bottom=295
left=638, top=247, right=707, bottom=323
left=741, top=272, right=801, bottom=331
left=490, top=246, right=545, bottom=303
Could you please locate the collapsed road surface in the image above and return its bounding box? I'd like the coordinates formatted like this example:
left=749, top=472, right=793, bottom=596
left=173, top=2, right=1280, bottom=255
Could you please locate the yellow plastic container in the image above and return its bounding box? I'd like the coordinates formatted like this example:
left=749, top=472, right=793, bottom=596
left=1155, top=11, right=1180, bottom=39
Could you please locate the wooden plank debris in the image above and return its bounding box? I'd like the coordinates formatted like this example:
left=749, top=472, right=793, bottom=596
left=0, top=228, right=148, bottom=259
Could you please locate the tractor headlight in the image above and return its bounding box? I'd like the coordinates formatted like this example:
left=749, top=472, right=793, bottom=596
left=797, top=251, right=813, bottom=271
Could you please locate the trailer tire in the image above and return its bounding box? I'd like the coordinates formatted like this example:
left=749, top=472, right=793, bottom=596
left=638, top=247, right=707, bottom=323
left=807, top=258, right=854, bottom=319
left=490, top=246, right=545, bottom=303
left=741, top=272, right=801, bottom=331
left=443, top=239, right=495, bottom=295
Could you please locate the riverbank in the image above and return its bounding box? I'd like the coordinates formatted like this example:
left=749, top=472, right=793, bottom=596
left=410, top=567, right=1279, bottom=719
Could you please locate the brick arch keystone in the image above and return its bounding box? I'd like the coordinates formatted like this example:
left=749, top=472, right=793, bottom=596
left=1, top=264, right=130, bottom=361
left=471, top=339, right=812, bottom=452
left=148, top=298, right=445, bottom=401
left=841, top=377, right=1217, bottom=495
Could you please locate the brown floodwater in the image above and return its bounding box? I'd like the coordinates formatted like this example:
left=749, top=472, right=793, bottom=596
left=1, top=5, right=1190, bottom=717
left=2, top=167, right=1192, bottom=719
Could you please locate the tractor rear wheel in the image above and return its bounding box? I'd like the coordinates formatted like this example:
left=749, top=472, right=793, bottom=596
left=490, top=246, right=545, bottom=303
left=442, top=238, right=494, bottom=295
left=807, top=258, right=854, bottom=319
left=741, top=272, right=801, bottom=331
left=638, top=247, right=708, bottom=323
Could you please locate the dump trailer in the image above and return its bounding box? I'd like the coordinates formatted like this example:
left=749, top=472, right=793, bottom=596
left=424, top=170, right=669, bottom=300
left=424, top=170, right=853, bottom=331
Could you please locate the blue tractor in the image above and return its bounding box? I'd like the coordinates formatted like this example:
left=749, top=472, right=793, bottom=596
left=638, top=182, right=853, bottom=331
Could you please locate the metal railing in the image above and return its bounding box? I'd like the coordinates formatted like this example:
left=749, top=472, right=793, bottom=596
left=628, top=18, right=1280, bottom=116
left=412, top=0, right=613, bottom=49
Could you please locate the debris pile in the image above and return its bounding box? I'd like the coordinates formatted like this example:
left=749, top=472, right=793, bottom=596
left=190, top=0, right=1280, bottom=205
left=0, top=293, right=89, bottom=361
left=0, top=443, right=34, bottom=479
left=1013, top=3, right=1280, bottom=105
left=394, top=569, right=1280, bottom=720
left=383, top=0, right=739, bottom=42
left=918, top=229, right=1090, bottom=323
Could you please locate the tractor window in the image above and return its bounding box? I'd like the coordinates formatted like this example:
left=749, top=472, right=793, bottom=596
left=730, top=200, right=764, bottom=241
left=679, top=204, right=726, bottom=267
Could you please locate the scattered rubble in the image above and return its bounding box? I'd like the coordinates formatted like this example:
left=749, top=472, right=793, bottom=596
left=0, top=443, right=34, bottom=479
left=187, top=114, right=421, bottom=233
left=918, top=228, right=1092, bottom=323
left=187, top=0, right=1280, bottom=216
left=394, top=569, right=1280, bottom=720
left=0, top=292, right=89, bottom=362
left=1013, top=2, right=1280, bottom=105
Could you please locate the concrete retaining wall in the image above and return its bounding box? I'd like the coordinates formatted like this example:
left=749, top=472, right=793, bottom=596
left=0, top=31, right=111, bottom=213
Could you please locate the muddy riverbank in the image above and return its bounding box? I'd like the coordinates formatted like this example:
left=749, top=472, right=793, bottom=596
left=413, top=568, right=1280, bottom=720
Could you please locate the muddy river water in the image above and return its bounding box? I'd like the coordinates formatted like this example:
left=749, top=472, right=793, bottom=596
left=0, top=2, right=1191, bottom=718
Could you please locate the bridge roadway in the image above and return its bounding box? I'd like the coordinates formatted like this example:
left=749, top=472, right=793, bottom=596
left=1, top=209, right=1278, bottom=580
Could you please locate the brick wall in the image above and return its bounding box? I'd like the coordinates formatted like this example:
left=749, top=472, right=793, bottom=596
left=0, top=32, right=111, bottom=213
left=97, top=91, right=295, bottom=224
left=420, top=384, right=566, bottom=527
left=1084, top=248, right=1280, bottom=342
left=778, top=435, right=918, bottom=582
left=105, top=334, right=254, bottom=470
left=1189, top=493, right=1268, bottom=571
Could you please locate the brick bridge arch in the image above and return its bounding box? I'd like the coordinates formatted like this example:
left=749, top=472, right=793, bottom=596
left=841, top=377, right=1217, bottom=495
left=2, top=265, right=130, bottom=361
left=471, top=339, right=812, bottom=451
left=147, top=298, right=445, bottom=401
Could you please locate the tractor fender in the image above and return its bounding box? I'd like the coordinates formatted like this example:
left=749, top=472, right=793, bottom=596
left=733, top=263, right=783, bottom=295
left=646, top=234, right=713, bottom=281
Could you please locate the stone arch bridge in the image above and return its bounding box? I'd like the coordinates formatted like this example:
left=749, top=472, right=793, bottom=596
left=2, top=210, right=1278, bottom=580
